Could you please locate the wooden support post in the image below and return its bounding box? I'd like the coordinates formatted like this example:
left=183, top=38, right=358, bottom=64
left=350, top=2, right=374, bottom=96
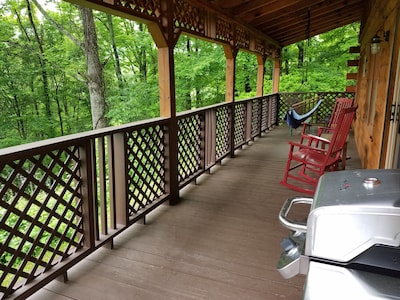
left=158, top=46, right=179, bottom=205
left=257, top=54, right=266, bottom=96
left=272, top=57, right=281, bottom=93
left=158, top=47, right=176, bottom=118
left=148, top=0, right=180, bottom=205
left=224, top=45, right=238, bottom=103
left=223, top=45, right=238, bottom=157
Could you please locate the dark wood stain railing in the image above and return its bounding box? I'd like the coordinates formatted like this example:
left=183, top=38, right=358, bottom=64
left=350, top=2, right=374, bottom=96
left=0, top=92, right=348, bottom=299
left=0, top=95, right=278, bottom=299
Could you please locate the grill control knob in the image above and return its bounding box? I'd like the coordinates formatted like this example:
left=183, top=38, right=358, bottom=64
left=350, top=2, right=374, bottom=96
left=280, top=237, right=296, bottom=252
left=280, top=237, right=300, bottom=258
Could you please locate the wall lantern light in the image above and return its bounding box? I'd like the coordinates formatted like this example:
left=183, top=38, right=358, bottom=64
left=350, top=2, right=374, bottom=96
left=371, top=29, right=390, bottom=55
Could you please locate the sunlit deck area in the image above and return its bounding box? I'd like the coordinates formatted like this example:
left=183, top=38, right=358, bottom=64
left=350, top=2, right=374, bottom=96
left=27, top=125, right=361, bottom=300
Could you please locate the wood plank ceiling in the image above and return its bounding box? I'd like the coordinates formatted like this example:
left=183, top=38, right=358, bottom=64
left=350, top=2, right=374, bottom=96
left=196, top=0, right=364, bottom=47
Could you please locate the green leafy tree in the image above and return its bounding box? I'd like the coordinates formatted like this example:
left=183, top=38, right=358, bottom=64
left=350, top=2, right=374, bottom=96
left=236, top=51, right=258, bottom=99
left=174, top=37, right=226, bottom=111
left=279, top=22, right=360, bottom=92
left=0, top=0, right=360, bottom=148
left=103, top=19, right=160, bottom=125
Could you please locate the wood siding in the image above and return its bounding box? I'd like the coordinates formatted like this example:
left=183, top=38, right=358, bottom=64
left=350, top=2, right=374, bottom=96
left=354, top=0, right=400, bottom=168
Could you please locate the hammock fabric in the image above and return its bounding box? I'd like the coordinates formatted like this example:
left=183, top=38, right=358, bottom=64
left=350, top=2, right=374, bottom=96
left=284, top=99, right=323, bottom=129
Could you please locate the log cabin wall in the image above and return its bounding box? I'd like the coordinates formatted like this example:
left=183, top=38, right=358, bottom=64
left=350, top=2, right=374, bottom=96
left=354, top=0, right=400, bottom=168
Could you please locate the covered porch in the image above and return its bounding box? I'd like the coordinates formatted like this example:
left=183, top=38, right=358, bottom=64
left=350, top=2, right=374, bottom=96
left=3, top=0, right=397, bottom=297
left=26, top=126, right=361, bottom=300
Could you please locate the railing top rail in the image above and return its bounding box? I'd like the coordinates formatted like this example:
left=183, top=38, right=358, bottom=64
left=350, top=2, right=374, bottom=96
left=0, top=117, right=169, bottom=160
left=176, top=102, right=228, bottom=118
left=175, top=94, right=275, bottom=119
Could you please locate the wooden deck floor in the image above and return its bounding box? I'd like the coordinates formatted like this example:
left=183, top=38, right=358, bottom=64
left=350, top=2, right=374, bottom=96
left=28, top=125, right=361, bottom=300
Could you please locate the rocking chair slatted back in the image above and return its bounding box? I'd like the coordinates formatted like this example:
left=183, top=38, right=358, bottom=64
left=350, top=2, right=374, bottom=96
left=320, top=97, right=354, bottom=134
left=329, top=105, right=357, bottom=159
left=301, top=97, right=354, bottom=135
left=328, top=98, right=354, bottom=126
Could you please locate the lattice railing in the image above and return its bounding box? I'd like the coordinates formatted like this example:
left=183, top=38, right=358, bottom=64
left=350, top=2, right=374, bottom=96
left=270, top=94, right=279, bottom=127
left=0, top=120, right=172, bottom=299
left=251, top=99, right=262, bottom=138
left=177, top=113, right=202, bottom=184
left=0, top=95, right=278, bottom=299
left=215, top=106, right=230, bottom=160
left=126, top=125, right=166, bottom=216
left=0, top=144, right=87, bottom=298
left=279, top=92, right=355, bottom=124
left=233, top=102, right=247, bottom=148
left=261, top=97, right=270, bottom=131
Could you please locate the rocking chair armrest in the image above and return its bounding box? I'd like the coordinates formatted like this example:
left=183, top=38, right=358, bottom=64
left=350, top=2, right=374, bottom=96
left=300, top=133, right=331, bottom=147
left=300, top=122, right=309, bottom=135
left=288, top=139, right=329, bottom=153
left=300, top=120, right=317, bottom=134
left=317, top=125, right=336, bottom=135
left=304, top=134, right=331, bottom=144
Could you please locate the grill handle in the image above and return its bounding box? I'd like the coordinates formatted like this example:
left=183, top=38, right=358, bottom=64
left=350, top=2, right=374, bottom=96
left=279, top=196, right=313, bottom=232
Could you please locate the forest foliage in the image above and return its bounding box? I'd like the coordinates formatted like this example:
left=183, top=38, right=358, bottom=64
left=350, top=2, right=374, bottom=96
left=0, top=0, right=360, bottom=148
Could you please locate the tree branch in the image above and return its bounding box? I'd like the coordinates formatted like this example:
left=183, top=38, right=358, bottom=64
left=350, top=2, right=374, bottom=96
left=30, top=0, right=84, bottom=51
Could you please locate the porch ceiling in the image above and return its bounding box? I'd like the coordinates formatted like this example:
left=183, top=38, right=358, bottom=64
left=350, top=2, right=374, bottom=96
left=195, top=0, right=363, bottom=47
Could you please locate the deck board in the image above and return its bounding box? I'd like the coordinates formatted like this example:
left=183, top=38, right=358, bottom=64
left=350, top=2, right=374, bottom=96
left=28, top=126, right=361, bottom=300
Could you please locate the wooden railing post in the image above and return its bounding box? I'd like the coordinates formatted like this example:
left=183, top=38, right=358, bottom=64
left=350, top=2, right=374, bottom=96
left=98, top=137, right=108, bottom=235
left=80, top=140, right=96, bottom=249
left=246, top=101, right=252, bottom=141
left=229, top=103, right=235, bottom=158
left=164, top=118, right=179, bottom=205
left=107, top=134, right=116, bottom=230
left=204, top=110, right=216, bottom=169
left=257, top=97, right=263, bottom=136
left=112, top=132, right=128, bottom=226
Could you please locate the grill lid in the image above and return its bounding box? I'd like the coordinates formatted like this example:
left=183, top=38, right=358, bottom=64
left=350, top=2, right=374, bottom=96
left=312, top=169, right=400, bottom=209
left=306, top=169, right=400, bottom=263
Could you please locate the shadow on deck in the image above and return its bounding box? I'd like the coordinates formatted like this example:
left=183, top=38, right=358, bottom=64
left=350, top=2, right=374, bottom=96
left=28, top=125, right=361, bottom=300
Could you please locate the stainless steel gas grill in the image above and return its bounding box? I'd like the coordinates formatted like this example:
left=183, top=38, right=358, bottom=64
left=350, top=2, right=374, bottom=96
left=277, top=169, right=400, bottom=299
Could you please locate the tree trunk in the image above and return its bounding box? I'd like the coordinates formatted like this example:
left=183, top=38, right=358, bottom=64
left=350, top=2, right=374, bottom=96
left=26, top=0, right=54, bottom=136
left=107, top=14, right=124, bottom=90
left=80, top=7, right=108, bottom=129
left=30, top=0, right=106, bottom=130
left=52, top=73, right=64, bottom=135
left=185, top=92, right=191, bottom=110
left=138, top=23, right=148, bottom=82
left=297, top=43, right=304, bottom=68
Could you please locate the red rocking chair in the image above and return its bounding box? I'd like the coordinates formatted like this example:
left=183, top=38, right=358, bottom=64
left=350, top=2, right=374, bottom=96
left=280, top=106, right=357, bottom=195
